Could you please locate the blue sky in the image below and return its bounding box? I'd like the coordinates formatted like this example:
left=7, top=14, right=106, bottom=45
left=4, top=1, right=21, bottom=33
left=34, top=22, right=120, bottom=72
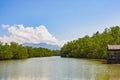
left=0, top=0, right=120, bottom=45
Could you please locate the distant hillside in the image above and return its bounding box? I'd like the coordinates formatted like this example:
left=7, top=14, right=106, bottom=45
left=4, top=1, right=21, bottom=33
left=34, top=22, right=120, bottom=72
left=23, top=43, right=61, bottom=50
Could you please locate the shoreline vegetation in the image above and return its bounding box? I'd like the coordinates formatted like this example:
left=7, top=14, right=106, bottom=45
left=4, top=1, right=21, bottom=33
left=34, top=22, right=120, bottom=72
left=0, top=42, right=59, bottom=60
left=0, top=26, right=120, bottom=61
left=60, top=26, right=120, bottom=59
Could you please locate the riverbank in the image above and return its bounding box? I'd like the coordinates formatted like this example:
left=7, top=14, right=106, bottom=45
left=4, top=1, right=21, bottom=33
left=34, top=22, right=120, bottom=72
left=0, top=42, right=58, bottom=60
left=60, top=26, right=120, bottom=61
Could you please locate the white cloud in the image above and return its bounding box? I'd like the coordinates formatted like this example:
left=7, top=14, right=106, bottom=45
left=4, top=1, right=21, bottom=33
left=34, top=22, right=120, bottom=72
left=1, top=24, right=10, bottom=28
left=0, top=24, right=68, bottom=47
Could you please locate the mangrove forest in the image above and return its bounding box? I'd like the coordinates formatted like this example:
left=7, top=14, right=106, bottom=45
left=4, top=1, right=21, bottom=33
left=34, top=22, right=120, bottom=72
left=60, top=26, right=120, bottom=59
left=0, top=42, right=57, bottom=60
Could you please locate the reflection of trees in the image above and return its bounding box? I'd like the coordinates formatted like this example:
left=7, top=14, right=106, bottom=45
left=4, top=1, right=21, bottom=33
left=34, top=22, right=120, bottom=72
left=95, top=64, right=120, bottom=80
left=95, top=72, right=110, bottom=80
left=108, top=65, right=120, bottom=80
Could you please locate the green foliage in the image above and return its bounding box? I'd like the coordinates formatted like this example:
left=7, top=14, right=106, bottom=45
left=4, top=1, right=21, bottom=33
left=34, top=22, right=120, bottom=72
left=0, top=42, right=54, bottom=60
left=0, top=43, right=13, bottom=60
left=52, top=50, right=60, bottom=56
left=12, top=45, right=28, bottom=59
left=60, top=26, right=120, bottom=59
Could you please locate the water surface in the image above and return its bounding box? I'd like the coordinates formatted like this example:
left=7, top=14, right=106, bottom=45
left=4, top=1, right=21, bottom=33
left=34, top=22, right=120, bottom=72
left=0, top=56, right=120, bottom=80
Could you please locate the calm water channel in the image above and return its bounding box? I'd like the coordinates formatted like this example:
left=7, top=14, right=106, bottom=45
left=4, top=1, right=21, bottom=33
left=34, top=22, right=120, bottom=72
left=0, top=56, right=120, bottom=80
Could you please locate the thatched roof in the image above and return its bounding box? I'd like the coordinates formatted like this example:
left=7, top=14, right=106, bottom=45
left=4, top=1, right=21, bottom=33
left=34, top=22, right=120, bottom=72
left=107, top=45, right=120, bottom=51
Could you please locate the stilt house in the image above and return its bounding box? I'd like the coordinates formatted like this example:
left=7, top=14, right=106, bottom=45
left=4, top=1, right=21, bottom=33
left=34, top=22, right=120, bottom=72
left=107, top=45, right=120, bottom=63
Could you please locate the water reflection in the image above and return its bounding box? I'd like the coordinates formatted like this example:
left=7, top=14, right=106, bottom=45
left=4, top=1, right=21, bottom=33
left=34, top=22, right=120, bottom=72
left=0, top=56, right=120, bottom=80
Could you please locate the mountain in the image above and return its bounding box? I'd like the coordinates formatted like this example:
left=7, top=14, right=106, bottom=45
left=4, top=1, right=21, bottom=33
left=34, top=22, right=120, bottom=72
left=23, top=43, right=61, bottom=50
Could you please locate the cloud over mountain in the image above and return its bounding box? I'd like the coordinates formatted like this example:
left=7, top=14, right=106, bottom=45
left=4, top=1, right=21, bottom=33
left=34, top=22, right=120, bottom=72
left=0, top=24, right=67, bottom=46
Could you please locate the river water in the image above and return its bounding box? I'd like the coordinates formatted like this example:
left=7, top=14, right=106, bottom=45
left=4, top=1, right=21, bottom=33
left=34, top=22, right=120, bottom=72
left=0, top=56, right=120, bottom=80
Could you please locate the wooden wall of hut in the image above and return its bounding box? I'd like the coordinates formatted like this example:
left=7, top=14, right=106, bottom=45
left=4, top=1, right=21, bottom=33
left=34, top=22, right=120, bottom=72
left=107, top=51, right=120, bottom=64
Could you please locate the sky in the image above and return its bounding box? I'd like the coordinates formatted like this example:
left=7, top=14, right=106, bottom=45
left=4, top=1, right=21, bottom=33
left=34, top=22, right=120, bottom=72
left=0, top=0, right=120, bottom=46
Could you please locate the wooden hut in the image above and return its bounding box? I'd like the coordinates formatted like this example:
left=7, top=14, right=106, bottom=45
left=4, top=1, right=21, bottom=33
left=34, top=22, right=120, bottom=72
left=107, top=45, right=120, bottom=63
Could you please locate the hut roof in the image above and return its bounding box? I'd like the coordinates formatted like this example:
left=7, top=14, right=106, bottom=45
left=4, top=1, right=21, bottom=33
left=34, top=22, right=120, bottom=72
left=107, top=45, right=120, bottom=51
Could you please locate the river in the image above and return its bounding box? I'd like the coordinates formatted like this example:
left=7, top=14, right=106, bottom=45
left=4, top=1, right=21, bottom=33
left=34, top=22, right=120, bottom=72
left=0, top=56, right=120, bottom=80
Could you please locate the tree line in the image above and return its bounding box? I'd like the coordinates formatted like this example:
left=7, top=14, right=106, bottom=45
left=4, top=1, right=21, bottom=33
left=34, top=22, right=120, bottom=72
left=60, top=26, right=120, bottom=59
left=0, top=42, right=59, bottom=60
